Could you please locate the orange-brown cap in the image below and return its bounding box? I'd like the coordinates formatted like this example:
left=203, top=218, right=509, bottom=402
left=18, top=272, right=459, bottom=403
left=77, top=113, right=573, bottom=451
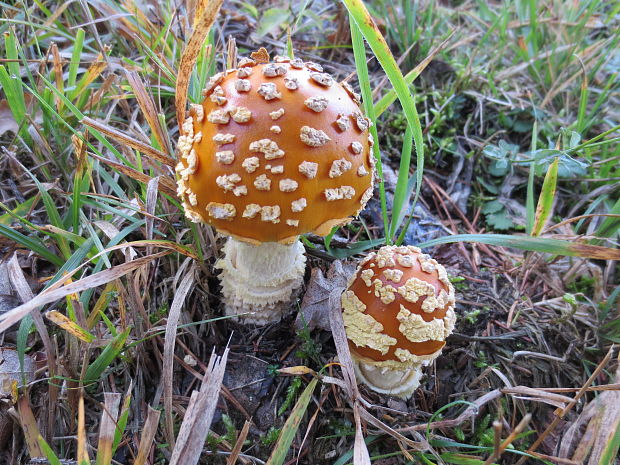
left=342, top=246, right=456, bottom=368
left=175, top=53, right=374, bottom=244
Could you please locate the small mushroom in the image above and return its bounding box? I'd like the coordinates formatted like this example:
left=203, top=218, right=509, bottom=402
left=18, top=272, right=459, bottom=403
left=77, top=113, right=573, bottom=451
left=176, top=50, right=374, bottom=325
left=341, top=245, right=456, bottom=398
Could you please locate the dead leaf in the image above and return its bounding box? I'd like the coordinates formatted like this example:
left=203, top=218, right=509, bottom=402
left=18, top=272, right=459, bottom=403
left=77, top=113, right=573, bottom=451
left=560, top=362, right=620, bottom=464
left=0, top=100, right=18, bottom=136
left=0, top=347, right=34, bottom=396
left=295, top=260, right=355, bottom=332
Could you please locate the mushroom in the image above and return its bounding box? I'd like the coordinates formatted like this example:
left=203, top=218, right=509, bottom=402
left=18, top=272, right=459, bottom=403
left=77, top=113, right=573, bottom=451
left=341, top=245, right=456, bottom=398
left=176, top=50, right=374, bottom=324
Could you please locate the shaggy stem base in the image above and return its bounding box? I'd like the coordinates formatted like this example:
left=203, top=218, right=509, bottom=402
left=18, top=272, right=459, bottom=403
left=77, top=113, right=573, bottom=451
left=216, top=238, right=306, bottom=325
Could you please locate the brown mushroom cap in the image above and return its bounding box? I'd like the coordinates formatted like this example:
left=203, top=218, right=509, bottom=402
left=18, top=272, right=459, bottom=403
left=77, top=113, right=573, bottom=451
left=176, top=55, right=374, bottom=244
left=342, top=245, right=456, bottom=366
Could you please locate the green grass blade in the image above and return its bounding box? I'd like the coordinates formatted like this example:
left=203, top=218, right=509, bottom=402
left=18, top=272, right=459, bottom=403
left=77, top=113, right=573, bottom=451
left=265, top=377, right=318, bottom=465
left=112, top=390, right=131, bottom=455
left=599, top=418, right=620, bottom=465
left=595, top=197, right=620, bottom=239
left=25, top=169, right=72, bottom=259
left=68, top=28, right=84, bottom=91
left=389, top=124, right=414, bottom=241
left=344, top=0, right=425, bottom=243
left=0, top=224, right=63, bottom=266
left=526, top=121, right=538, bottom=235
left=0, top=196, right=38, bottom=225
left=349, top=19, right=389, bottom=241
left=0, top=65, right=27, bottom=139
left=84, top=327, right=131, bottom=383
left=531, top=157, right=559, bottom=236
left=416, top=233, right=620, bottom=260
left=37, top=435, right=61, bottom=465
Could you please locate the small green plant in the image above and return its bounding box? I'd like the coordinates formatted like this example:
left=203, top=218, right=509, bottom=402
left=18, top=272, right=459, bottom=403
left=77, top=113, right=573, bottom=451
left=267, top=364, right=280, bottom=377
left=449, top=275, right=467, bottom=291
left=277, top=376, right=302, bottom=416
left=464, top=309, right=481, bottom=325
left=295, top=323, right=321, bottom=366
left=261, top=426, right=282, bottom=447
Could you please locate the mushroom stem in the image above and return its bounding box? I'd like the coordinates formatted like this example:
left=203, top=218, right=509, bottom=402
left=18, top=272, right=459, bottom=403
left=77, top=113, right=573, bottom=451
left=353, top=359, right=423, bottom=399
left=216, top=237, right=306, bottom=324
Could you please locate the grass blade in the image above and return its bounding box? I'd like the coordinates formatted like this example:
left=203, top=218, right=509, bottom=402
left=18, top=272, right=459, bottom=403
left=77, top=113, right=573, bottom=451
left=417, top=233, right=620, bottom=260
left=84, top=327, right=131, bottom=383
left=344, top=0, right=425, bottom=242
left=37, top=435, right=61, bottom=465
left=68, top=28, right=85, bottom=90
left=265, top=377, right=318, bottom=465
left=349, top=19, right=389, bottom=241
left=532, top=157, right=559, bottom=236
left=95, top=392, right=121, bottom=465
left=0, top=224, right=63, bottom=266
left=526, top=121, right=538, bottom=235
left=389, top=124, right=414, bottom=241
left=0, top=250, right=171, bottom=334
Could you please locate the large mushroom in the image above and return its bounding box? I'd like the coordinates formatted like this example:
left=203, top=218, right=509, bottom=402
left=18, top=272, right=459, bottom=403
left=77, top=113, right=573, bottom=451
left=176, top=50, right=374, bottom=324
left=341, top=245, right=456, bottom=398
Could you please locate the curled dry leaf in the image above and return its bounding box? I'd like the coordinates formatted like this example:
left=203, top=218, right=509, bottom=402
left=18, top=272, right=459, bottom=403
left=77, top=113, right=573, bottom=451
left=278, top=366, right=317, bottom=376
left=296, top=260, right=355, bottom=332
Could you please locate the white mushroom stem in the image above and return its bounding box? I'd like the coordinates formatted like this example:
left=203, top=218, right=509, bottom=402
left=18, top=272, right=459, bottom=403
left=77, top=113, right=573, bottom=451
left=353, top=359, right=424, bottom=399
left=216, top=238, right=306, bottom=325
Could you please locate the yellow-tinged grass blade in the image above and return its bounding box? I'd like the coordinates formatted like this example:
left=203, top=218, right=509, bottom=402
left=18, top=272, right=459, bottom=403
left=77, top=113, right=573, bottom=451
left=95, top=392, right=121, bottom=465
left=134, top=406, right=161, bottom=465
left=77, top=394, right=90, bottom=464
left=532, top=158, right=559, bottom=237
left=125, top=71, right=170, bottom=154
left=82, top=116, right=175, bottom=167
left=45, top=310, right=94, bottom=343
left=278, top=366, right=317, bottom=376
left=265, top=377, right=318, bottom=465
left=89, top=152, right=177, bottom=197
left=17, top=394, right=44, bottom=458
left=87, top=281, right=116, bottom=329
left=175, top=0, right=224, bottom=133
